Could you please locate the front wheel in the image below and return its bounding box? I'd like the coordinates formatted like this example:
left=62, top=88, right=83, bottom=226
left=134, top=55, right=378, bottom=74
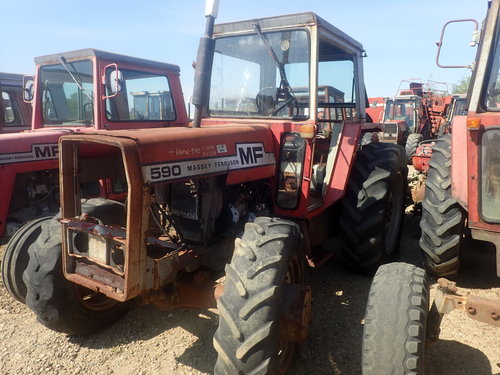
left=362, top=262, right=430, bottom=375
left=22, top=199, right=130, bottom=334
left=213, top=217, right=306, bottom=375
left=1, top=217, right=51, bottom=303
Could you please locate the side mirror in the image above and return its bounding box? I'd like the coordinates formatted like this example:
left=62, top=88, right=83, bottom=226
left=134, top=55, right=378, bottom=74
left=23, top=75, right=34, bottom=103
left=102, top=64, right=123, bottom=99
left=436, top=19, right=479, bottom=69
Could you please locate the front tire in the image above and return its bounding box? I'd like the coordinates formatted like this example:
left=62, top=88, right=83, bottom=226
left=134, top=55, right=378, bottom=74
left=362, top=262, right=430, bottom=375
left=213, top=217, right=304, bottom=375
left=419, top=135, right=465, bottom=276
left=339, top=143, right=407, bottom=273
left=1, top=217, right=50, bottom=303
left=22, top=199, right=130, bottom=334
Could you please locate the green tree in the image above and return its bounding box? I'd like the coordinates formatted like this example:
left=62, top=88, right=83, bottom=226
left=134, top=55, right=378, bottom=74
left=452, top=75, right=471, bottom=94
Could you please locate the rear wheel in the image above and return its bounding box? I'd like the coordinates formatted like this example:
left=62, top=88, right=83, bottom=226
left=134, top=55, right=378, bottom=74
left=362, top=262, right=430, bottom=375
left=23, top=199, right=130, bottom=334
left=339, top=143, right=407, bottom=273
left=2, top=217, right=50, bottom=303
left=419, top=135, right=465, bottom=276
left=406, top=133, right=424, bottom=161
left=213, top=217, right=305, bottom=375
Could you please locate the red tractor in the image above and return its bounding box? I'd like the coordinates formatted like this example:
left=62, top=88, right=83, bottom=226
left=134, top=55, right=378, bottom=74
left=380, top=80, right=449, bottom=160
left=2, top=6, right=407, bottom=375
left=0, top=72, right=32, bottom=133
left=362, top=2, right=500, bottom=374
left=0, top=49, right=188, bottom=237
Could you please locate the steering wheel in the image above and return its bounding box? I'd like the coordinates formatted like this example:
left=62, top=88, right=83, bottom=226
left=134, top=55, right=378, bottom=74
left=256, top=87, right=278, bottom=115
left=83, top=102, right=93, bottom=121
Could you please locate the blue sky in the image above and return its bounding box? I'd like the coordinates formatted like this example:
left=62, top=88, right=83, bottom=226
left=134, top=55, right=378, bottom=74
left=0, top=1, right=487, bottom=101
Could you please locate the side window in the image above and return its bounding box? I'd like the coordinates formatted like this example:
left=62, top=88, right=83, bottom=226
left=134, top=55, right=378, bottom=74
left=105, top=69, right=175, bottom=121
left=318, top=60, right=356, bottom=121
left=2, top=91, right=18, bottom=125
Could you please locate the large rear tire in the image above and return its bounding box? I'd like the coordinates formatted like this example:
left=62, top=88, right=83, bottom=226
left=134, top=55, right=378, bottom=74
left=419, top=135, right=465, bottom=276
left=339, top=143, right=407, bottom=273
left=362, top=262, right=430, bottom=375
left=23, top=199, right=130, bottom=334
left=213, top=217, right=304, bottom=375
left=1, top=217, right=51, bottom=303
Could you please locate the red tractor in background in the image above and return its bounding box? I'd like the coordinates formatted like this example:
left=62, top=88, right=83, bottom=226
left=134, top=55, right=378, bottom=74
left=0, top=72, right=32, bottom=133
left=362, top=2, right=500, bottom=374
left=2, top=5, right=407, bottom=375
left=0, top=49, right=188, bottom=238
left=380, top=79, right=449, bottom=160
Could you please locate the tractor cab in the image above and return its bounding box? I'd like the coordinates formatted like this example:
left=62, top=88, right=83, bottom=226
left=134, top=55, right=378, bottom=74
left=456, top=1, right=500, bottom=235
left=28, top=49, right=187, bottom=131
left=198, top=12, right=371, bottom=218
left=203, top=13, right=365, bottom=124
left=383, top=95, right=419, bottom=132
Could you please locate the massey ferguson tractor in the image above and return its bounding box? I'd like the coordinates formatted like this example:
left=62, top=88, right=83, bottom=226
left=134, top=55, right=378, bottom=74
left=1, top=5, right=407, bottom=375
left=362, top=2, right=500, bottom=374
left=0, top=49, right=188, bottom=238
left=0, top=72, right=31, bottom=133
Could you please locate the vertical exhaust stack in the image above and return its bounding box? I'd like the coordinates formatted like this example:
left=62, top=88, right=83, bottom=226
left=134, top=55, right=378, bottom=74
left=192, top=0, right=220, bottom=127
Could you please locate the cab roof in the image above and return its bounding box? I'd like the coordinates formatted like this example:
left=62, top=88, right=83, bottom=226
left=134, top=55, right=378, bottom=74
left=213, top=12, right=364, bottom=53
left=34, top=48, right=180, bottom=73
left=0, top=72, right=24, bottom=87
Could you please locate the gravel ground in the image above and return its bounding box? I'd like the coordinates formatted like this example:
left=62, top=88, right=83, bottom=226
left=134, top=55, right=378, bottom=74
left=0, top=213, right=499, bottom=375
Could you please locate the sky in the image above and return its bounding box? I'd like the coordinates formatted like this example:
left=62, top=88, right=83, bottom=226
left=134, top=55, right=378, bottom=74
left=0, top=1, right=488, bottom=102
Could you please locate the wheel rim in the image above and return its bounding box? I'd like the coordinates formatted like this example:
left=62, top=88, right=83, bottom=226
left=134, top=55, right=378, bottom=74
left=384, top=172, right=404, bottom=254
left=73, top=285, right=118, bottom=311
left=278, top=255, right=303, bottom=374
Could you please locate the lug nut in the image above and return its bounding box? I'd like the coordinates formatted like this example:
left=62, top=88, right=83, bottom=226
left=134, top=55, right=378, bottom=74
left=491, top=312, right=499, bottom=321
left=467, top=306, right=476, bottom=315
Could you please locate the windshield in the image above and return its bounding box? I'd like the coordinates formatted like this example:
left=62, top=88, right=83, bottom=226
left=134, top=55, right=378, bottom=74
left=209, top=29, right=310, bottom=118
left=40, top=60, right=94, bottom=126
left=384, top=99, right=415, bottom=129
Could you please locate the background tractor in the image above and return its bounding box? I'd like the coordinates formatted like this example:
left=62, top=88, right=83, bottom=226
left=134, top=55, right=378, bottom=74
left=0, top=49, right=188, bottom=238
left=3, top=4, right=407, bottom=375
left=0, top=72, right=31, bottom=133
left=362, top=2, right=500, bottom=374
left=379, top=79, right=449, bottom=161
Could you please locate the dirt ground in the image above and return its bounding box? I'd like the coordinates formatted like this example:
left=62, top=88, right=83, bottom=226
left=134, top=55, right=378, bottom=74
left=0, top=212, right=499, bottom=375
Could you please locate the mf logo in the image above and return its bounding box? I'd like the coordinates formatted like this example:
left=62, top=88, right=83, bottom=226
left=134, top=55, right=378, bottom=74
left=237, top=145, right=264, bottom=165
left=34, top=144, right=59, bottom=159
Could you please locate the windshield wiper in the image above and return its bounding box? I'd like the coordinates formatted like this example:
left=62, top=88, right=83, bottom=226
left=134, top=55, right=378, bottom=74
left=252, top=23, right=299, bottom=115
left=57, top=56, right=94, bottom=104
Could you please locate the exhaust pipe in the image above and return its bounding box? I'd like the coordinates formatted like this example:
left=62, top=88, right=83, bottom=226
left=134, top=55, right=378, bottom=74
left=192, top=0, right=220, bottom=127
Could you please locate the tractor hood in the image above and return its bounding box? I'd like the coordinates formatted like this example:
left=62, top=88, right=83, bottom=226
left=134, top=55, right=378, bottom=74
left=59, top=124, right=277, bottom=186
left=0, top=129, right=73, bottom=165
